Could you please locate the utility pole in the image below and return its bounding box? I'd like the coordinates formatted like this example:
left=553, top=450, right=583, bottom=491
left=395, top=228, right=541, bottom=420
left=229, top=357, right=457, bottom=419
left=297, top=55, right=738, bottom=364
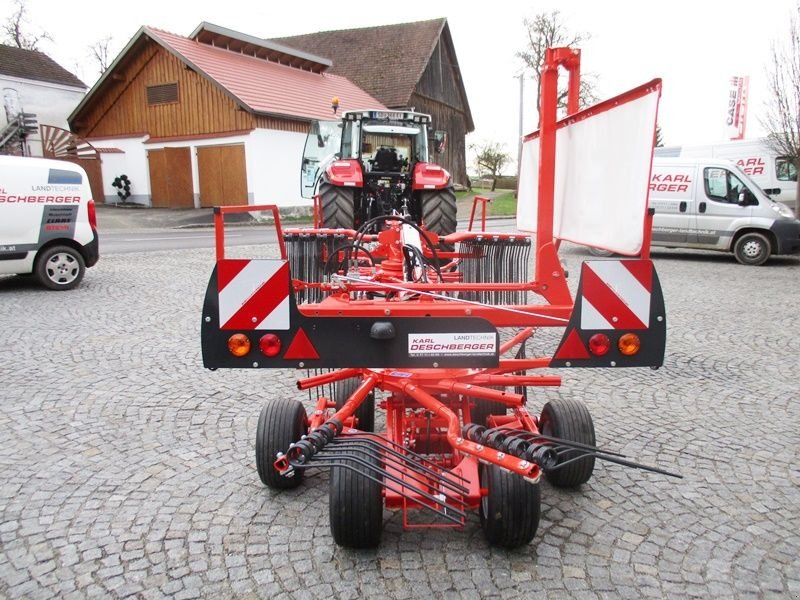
left=516, top=72, right=524, bottom=186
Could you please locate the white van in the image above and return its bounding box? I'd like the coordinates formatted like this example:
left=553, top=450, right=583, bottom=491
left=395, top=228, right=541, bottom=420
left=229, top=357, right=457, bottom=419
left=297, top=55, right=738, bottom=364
left=644, top=157, right=800, bottom=265
left=0, top=156, right=99, bottom=289
left=655, top=139, right=797, bottom=207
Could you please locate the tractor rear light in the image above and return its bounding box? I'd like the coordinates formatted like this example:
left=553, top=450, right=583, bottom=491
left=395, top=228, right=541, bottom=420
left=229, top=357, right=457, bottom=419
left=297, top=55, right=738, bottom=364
left=227, top=334, right=251, bottom=357
left=588, top=333, right=611, bottom=356
left=259, top=334, right=282, bottom=357
left=618, top=333, right=641, bottom=356
left=412, top=162, right=450, bottom=190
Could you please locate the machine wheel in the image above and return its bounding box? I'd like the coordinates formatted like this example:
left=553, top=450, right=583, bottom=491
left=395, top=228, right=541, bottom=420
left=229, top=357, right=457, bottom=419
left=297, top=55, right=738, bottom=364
left=320, top=181, right=355, bottom=229
left=335, top=378, right=375, bottom=432
left=539, top=398, right=596, bottom=487
left=255, top=398, right=308, bottom=489
left=330, top=450, right=383, bottom=548
left=588, top=247, right=615, bottom=257
left=470, top=387, right=508, bottom=426
left=733, top=232, right=771, bottom=266
left=420, top=187, right=457, bottom=238
left=35, top=245, right=85, bottom=290
left=479, top=463, right=541, bottom=549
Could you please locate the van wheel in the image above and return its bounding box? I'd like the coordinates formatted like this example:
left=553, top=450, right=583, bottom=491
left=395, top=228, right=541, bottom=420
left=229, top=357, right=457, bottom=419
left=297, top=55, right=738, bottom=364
left=733, top=232, right=771, bottom=266
left=35, top=246, right=85, bottom=290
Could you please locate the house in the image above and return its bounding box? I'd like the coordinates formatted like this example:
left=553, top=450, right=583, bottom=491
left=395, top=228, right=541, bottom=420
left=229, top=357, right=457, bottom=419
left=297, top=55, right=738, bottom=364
left=272, top=18, right=474, bottom=187
left=68, top=23, right=383, bottom=208
left=0, top=44, right=86, bottom=157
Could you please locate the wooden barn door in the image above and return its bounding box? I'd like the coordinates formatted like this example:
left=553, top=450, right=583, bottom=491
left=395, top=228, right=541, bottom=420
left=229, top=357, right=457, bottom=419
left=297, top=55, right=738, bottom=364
left=148, top=147, right=193, bottom=208
left=197, top=144, right=248, bottom=207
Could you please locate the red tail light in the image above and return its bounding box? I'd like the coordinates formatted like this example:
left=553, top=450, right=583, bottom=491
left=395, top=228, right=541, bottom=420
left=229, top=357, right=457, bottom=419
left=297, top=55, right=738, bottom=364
left=588, top=333, right=611, bottom=356
left=87, top=200, right=97, bottom=230
left=259, top=334, right=282, bottom=357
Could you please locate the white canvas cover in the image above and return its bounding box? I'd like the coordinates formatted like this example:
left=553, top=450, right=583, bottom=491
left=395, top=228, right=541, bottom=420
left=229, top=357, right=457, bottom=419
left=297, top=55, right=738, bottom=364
left=517, top=83, right=661, bottom=255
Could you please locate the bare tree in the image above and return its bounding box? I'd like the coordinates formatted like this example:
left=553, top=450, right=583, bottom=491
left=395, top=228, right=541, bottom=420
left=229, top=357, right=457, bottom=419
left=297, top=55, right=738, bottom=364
left=517, top=10, right=598, bottom=125
left=762, top=2, right=800, bottom=214
left=2, top=0, right=51, bottom=50
left=89, top=36, right=115, bottom=75
left=471, top=142, right=511, bottom=191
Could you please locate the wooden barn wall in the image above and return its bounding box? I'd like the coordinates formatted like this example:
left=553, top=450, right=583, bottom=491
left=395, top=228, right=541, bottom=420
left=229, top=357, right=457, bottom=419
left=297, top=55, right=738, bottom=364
left=254, top=116, right=309, bottom=133
left=73, top=40, right=255, bottom=138
left=410, top=95, right=469, bottom=188
left=415, top=39, right=465, bottom=113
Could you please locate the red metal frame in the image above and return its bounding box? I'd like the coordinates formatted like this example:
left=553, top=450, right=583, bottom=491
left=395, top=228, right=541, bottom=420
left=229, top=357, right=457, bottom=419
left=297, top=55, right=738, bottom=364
left=468, top=195, right=491, bottom=232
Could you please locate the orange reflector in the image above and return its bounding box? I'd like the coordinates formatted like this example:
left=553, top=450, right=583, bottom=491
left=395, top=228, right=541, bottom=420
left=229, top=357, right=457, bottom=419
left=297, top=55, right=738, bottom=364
left=227, top=333, right=251, bottom=357
left=618, top=333, right=641, bottom=356
left=588, top=333, right=611, bottom=356
left=259, top=334, right=281, bottom=357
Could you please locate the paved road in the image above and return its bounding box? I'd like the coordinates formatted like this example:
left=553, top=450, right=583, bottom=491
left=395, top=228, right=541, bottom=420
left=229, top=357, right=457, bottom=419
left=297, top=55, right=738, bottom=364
left=0, top=242, right=799, bottom=598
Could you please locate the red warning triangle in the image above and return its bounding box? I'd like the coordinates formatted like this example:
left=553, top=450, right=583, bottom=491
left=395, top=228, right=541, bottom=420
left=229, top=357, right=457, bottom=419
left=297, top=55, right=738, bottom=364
left=553, top=328, right=590, bottom=360
left=283, top=328, right=320, bottom=360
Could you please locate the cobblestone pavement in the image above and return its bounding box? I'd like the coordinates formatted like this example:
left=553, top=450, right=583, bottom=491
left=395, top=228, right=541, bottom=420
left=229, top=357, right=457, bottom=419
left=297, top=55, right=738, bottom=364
left=1, top=242, right=799, bottom=599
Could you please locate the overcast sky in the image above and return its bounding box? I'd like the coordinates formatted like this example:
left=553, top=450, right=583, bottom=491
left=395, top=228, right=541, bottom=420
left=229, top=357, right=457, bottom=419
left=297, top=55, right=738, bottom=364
left=2, top=0, right=796, bottom=171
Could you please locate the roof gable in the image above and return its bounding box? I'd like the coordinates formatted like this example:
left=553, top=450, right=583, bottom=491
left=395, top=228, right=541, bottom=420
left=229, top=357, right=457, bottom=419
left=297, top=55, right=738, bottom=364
left=271, top=19, right=445, bottom=108
left=0, top=44, right=85, bottom=88
left=70, top=27, right=385, bottom=126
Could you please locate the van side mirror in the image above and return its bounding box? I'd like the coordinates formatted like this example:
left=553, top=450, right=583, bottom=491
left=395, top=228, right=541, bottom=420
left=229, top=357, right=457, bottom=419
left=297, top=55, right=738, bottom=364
left=432, top=130, right=448, bottom=154
left=738, top=189, right=756, bottom=206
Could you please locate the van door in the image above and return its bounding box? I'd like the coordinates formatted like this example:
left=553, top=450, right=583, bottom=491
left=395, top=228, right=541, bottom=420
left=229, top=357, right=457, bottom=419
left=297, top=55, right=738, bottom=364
left=773, top=156, right=797, bottom=206
left=649, top=164, right=696, bottom=245
left=300, top=120, right=342, bottom=199
left=694, top=166, right=754, bottom=249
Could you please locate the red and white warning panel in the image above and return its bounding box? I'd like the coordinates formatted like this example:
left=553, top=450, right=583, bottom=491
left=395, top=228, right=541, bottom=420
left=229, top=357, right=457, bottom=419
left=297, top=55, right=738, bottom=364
left=217, top=260, right=290, bottom=330
left=551, top=260, right=665, bottom=368
left=579, top=260, right=653, bottom=330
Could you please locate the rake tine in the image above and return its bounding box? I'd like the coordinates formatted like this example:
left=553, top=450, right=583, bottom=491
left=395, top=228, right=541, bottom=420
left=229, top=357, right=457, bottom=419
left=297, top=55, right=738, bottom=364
left=324, top=440, right=470, bottom=502
left=495, top=428, right=628, bottom=458
left=295, top=453, right=467, bottom=522
left=341, top=431, right=470, bottom=484
left=553, top=450, right=683, bottom=479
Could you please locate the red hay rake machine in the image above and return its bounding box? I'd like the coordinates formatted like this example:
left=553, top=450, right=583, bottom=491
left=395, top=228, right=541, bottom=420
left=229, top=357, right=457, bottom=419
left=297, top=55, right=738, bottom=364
left=201, top=48, right=681, bottom=548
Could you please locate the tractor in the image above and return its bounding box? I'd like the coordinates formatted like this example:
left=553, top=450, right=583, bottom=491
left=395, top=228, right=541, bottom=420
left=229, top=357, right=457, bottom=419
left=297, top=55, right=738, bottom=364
left=300, top=109, right=456, bottom=236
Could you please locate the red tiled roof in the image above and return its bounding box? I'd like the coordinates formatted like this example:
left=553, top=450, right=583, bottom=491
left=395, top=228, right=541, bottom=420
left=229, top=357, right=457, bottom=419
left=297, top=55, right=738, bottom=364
left=271, top=19, right=445, bottom=108
left=147, top=28, right=385, bottom=121
left=0, top=43, right=85, bottom=88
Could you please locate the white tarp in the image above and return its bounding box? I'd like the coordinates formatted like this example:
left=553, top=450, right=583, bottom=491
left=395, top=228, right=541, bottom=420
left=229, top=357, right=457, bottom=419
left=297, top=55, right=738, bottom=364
left=517, top=85, right=660, bottom=255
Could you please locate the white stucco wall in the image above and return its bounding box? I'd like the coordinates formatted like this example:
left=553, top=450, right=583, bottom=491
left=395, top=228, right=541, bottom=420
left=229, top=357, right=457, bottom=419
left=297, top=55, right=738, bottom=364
left=89, top=128, right=312, bottom=210
left=1, top=75, right=85, bottom=156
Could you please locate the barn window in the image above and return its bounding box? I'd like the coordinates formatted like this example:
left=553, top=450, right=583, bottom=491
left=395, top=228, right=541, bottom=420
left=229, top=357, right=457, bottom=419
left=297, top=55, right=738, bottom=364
left=147, top=83, right=178, bottom=105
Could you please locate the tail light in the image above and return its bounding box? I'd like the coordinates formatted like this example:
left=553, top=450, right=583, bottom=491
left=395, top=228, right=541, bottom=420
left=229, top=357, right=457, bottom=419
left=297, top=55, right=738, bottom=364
left=87, top=200, right=97, bottom=230
left=618, top=333, right=641, bottom=356
left=227, top=334, right=251, bottom=357
left=259, top=334, right=281, bottom=357
left=588, top=333, right=611, bottom=356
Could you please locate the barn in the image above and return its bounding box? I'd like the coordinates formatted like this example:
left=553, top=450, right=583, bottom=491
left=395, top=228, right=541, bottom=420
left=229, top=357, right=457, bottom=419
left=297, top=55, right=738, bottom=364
left=273, top=18, right=474, bottom=188
left=68, top=23, right=383, bottom=208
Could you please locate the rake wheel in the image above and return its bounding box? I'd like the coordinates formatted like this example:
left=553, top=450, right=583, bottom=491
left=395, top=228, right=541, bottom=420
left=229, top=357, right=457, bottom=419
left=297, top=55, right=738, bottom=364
left=539, top=398, right=596, bottom=487
left=479, top=463, right=541, bottom=549
left=255, top=398, right=308, bottom=489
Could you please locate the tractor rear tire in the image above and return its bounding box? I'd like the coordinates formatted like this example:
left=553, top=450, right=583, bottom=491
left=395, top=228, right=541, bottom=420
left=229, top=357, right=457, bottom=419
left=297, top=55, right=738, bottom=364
left=320, top=182, right=355, bottom=230
left=539, top=398, right=596, bottom=487
left=479, top=463, right=541, bottom=549
left=335, top=378, right=375, bottom=432
left=329, top=450, right=383, bottom=548
left=421, top=187, right=457, bottom=238
left=255, top=398, right=308, bottom=489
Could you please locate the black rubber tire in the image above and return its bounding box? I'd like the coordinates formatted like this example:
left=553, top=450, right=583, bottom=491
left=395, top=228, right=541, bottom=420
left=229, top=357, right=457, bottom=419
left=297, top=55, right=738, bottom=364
left=588, top=247, right=615, bottom=257
left=539, top=398, right=596, bottom=488
left=479, top=463, right=541, bottom=549
left=320, top=181, right=355, bottom=229
left=35, top=245, right=85, bottom=290
left=255, top=398, right=308, bottom=489
left=469, top=387, right=508, bottom=427
left=420, top=187, right=457, bottom=238
left=335, top=378, right=375, bottom=432
left=329, top=450, right=383, bottom=548
left=733, top=232, right=771, bottom=266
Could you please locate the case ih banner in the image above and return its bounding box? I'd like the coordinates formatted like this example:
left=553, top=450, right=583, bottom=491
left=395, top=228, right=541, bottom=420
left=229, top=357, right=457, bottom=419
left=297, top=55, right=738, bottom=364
left=726, top=76, right=749, bottom=141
